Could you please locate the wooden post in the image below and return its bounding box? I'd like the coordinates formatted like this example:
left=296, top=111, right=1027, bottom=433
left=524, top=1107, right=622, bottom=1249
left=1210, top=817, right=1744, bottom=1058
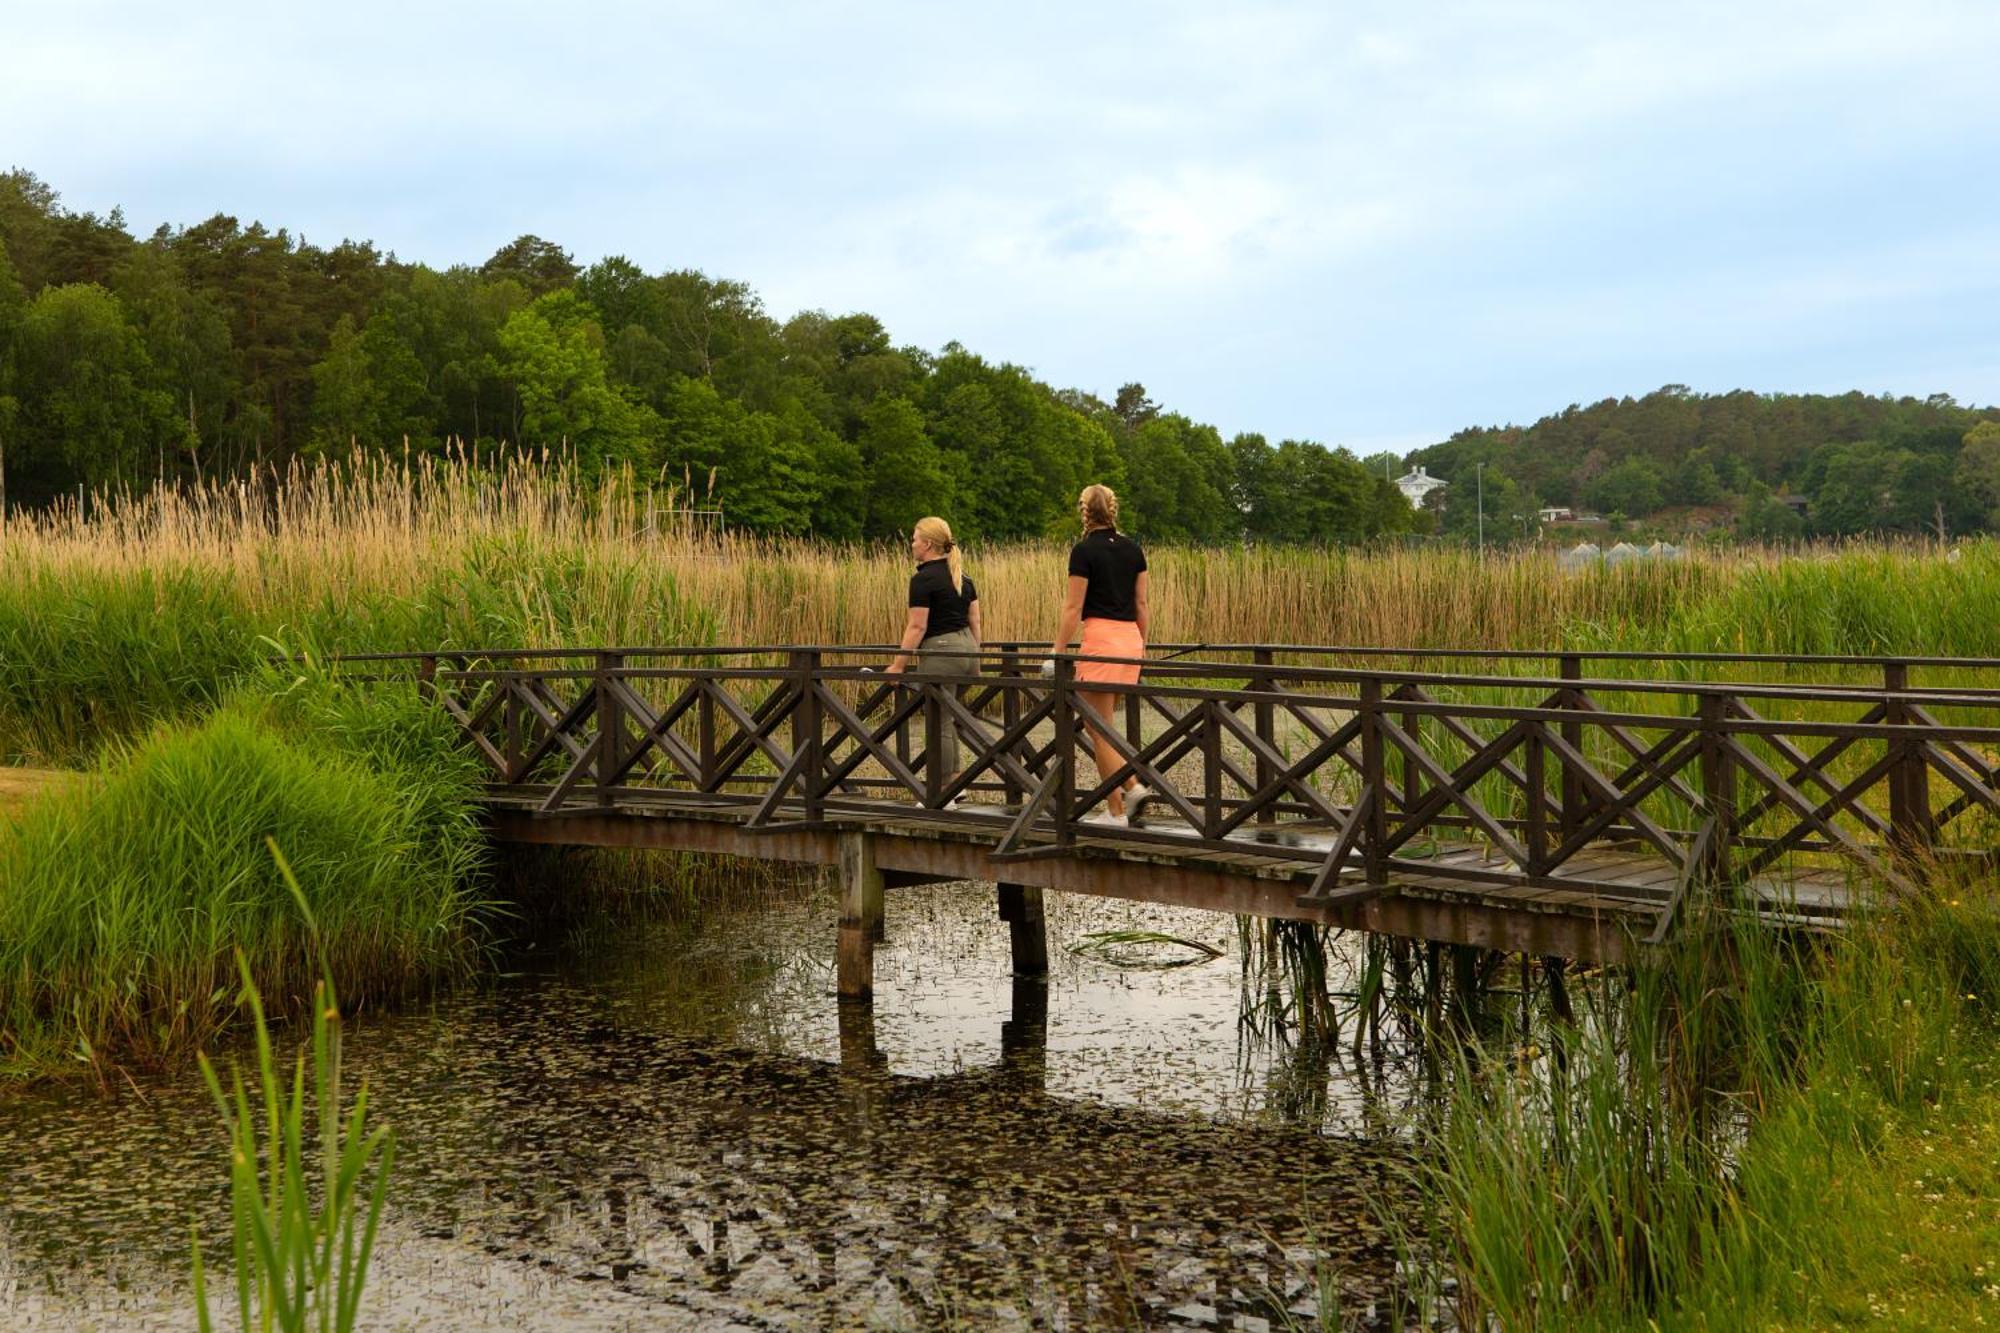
left=1559, top=654, right=1583, bottom=846
left=1053, top=657, right=1077, bottom=844
left=999, top=643, right=1026, bottom=808
left=1525, top=720, right=1548, bottom=876
left=417, top=654, right=437, bottom=702
left=1698, top=691, right=1735, bottom=883
left=923, top=673, right=944, bottom=808
left=1399, top=684, right=1420, bottom=825
left=998, top=882, right=1048, bottom=976
left=838, top=831, right=884, bottom=997
left=503, top=674, right=522, bottom=783
left=1884, top=662, right=1936, bottom=859
left=1201, top=699, right=1223, bottom=838
left=1360, top=676, right=1388, bottom=886
left=596, top=650, right=624, bottom=806
left=837, top=999, right=881, bottom=1071
left=697, top=679, right=717, bottom=792
left=792, top=649, right=823, bottom=820
left=1252, top=648, right=1277, bottom=824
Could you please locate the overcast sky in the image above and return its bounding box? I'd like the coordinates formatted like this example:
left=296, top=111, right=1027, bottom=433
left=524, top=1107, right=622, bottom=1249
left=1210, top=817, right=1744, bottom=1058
left=6, top=0, right=1997, bottom=452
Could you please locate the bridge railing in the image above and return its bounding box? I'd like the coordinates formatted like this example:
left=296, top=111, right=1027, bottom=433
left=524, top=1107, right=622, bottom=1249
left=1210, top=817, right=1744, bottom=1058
left=336, top=644, right=2000, bottom=914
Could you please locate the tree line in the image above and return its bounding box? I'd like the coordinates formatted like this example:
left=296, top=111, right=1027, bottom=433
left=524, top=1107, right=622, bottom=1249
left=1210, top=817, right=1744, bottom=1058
left=6, top=169, right=1995, bottom=545
left=0, top=170, right=1416, bottom=544
left=1410, top=386, right=2000, bottom=541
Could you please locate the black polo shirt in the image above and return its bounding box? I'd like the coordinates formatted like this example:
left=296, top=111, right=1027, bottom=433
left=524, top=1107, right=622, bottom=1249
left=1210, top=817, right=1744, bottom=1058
left=908, top=559, right=978, bottom=639
left=1067, top=528, right=1146, bottom=621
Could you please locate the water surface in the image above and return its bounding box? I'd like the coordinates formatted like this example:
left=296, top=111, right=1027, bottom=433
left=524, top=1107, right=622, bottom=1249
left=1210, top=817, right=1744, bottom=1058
left=0, top=879, right=1424, bottom=1329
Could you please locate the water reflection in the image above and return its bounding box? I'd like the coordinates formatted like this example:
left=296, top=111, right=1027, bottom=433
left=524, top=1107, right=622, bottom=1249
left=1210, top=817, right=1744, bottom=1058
left=0, top=881, right=1423, bottom=1329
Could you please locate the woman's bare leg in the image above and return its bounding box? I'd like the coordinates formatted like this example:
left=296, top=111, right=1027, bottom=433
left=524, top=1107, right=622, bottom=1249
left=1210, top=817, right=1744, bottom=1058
left=1078, top=689, right=1132, bottom=815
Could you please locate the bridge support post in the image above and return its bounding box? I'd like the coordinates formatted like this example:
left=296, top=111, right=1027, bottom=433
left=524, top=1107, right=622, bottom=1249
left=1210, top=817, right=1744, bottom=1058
left=997, top=881, right=1048, bottom=976
left=838, top=832, right=884, bottom=998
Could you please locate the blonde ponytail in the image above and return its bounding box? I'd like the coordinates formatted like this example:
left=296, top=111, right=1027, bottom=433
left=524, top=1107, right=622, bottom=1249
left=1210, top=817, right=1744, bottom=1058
left=913, top=515, right=963, bottom=594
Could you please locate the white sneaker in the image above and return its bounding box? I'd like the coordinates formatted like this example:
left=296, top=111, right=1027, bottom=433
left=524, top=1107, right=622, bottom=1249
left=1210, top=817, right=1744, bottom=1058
left=1078, top=809, right=1123, bottom=826
left=1125, top=784, right=1155, bottom=825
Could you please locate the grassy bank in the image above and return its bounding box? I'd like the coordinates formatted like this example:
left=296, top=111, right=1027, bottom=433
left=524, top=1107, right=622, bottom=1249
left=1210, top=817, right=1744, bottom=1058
left=0, top=670, right=488, bottom=1078
left=1391, top=880, right=2000, bottom=1330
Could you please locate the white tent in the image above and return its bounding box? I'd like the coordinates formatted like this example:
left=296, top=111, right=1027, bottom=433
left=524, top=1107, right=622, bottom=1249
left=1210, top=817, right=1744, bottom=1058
left=1604, top=542, right=1642, bottom=566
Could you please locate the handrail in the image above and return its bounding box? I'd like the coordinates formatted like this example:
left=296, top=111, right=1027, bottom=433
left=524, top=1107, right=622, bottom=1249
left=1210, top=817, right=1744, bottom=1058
left=393, top=640, right=2000, bottom=915
left=322, top=642, right=2000, bottom=672
left=351, top=647, right=2000, bottom=710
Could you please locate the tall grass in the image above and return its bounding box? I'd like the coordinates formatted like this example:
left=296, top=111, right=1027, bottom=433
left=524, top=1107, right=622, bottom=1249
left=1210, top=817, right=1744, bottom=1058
left=8, top=452, right=2000, bottom=766
left=0, top=670, right=487, bottom=1076
left=1401, top=879, right=2000, bottom=1329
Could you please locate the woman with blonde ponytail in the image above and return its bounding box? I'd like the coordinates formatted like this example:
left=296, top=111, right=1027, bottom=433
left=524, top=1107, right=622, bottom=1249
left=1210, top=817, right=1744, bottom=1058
left=885, top=516, right=981, bottom=803
left=1050, top=484, right=1150, bottom=821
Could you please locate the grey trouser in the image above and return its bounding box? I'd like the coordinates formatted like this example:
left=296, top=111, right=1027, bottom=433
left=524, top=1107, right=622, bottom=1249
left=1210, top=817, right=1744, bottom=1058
left=910, top=628, right=979, bottom=782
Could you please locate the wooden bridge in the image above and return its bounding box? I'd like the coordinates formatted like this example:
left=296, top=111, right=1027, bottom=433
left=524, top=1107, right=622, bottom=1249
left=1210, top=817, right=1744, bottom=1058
left=353, top=643, right=2000, bottom=991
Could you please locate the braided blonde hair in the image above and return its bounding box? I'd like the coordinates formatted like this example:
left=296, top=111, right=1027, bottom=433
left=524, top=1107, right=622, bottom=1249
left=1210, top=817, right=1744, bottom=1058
left=1078, top=484, right=1119, bottom=533
left=913, top=515, right=962, bottom=594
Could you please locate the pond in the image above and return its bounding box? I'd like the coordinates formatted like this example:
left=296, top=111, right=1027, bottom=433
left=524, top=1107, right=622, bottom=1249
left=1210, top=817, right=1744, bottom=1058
left=0, top=876, right=1433, bottom=1329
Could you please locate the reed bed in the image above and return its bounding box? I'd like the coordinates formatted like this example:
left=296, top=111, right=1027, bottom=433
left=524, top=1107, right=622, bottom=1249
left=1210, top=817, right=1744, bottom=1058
left=7, top=450, right=2000, bottom=767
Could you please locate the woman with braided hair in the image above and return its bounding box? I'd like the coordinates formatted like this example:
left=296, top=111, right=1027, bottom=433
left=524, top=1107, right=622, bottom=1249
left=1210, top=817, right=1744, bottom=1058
left=1050, top=484, right=1150, bottom=822
left=885, top=515, right=980, bottom=802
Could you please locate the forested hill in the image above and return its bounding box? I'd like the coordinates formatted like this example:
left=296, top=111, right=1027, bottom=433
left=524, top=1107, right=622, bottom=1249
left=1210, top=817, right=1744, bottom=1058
left=1410, top=389, right=2000, bottom=541
left=1, top=168, right=1994, bottom=543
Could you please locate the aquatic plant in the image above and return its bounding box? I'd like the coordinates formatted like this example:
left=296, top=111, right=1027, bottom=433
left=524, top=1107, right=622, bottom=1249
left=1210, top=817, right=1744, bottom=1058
left=1067, top=928, right=1222, bottom=968
left=192, top=935, right=393, bottom=1333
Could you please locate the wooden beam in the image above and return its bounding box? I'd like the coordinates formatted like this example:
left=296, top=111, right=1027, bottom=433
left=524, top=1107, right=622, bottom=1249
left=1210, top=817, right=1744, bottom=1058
left=839, top=831, right=884, bottom=997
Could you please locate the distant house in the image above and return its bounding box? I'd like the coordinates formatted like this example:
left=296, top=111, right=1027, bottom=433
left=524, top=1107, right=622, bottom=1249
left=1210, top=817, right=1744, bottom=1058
left=1539, top=506, right=1575, bottom=523
left=1394, top=465, right=1449, bottom=507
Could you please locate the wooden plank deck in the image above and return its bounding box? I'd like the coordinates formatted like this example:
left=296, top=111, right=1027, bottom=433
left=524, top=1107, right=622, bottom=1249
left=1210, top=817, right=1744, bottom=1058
left=486, top=788, right=1856, bottom=964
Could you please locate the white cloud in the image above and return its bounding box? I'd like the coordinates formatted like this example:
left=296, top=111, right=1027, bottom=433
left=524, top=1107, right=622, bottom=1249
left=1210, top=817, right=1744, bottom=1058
left=5, top=0, right=1998, bottom=440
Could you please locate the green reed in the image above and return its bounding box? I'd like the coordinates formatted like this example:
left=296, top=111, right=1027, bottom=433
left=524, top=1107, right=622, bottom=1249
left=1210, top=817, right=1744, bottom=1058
left=192, top=933, right=393, bottom=1332
left=1377, top=878, right=2000, bottom=1330
left=0, top=668, right=487, bottom=1078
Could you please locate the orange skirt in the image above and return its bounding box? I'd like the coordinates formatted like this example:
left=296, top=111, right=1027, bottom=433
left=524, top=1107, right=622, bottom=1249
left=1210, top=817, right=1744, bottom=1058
left=1077, top=618, right=1145, bottom=686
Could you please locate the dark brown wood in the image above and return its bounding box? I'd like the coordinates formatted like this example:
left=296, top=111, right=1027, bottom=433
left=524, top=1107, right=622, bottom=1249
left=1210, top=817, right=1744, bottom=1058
left=1252, top=648, right=1277, bottom=824
left=1885, top=662, right=1939, bottom=857
left=1360, top=677, right=1388, bottom=886
left=1052, top=657, right=1077, bottom=846
left=362, top=640, right=2000, bottom=960
left=1559, top=654, right=1583, bottom=845
left=998, top=882, right=1048, bottom=976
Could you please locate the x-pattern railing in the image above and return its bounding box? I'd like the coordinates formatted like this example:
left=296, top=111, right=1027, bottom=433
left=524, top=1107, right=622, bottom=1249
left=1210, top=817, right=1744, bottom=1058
left=380, top=644, right=2000, bottom=913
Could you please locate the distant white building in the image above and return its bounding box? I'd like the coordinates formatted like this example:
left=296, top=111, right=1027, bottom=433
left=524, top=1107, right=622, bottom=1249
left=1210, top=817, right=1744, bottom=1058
left=1393, top=465, right=1449, bottom=507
